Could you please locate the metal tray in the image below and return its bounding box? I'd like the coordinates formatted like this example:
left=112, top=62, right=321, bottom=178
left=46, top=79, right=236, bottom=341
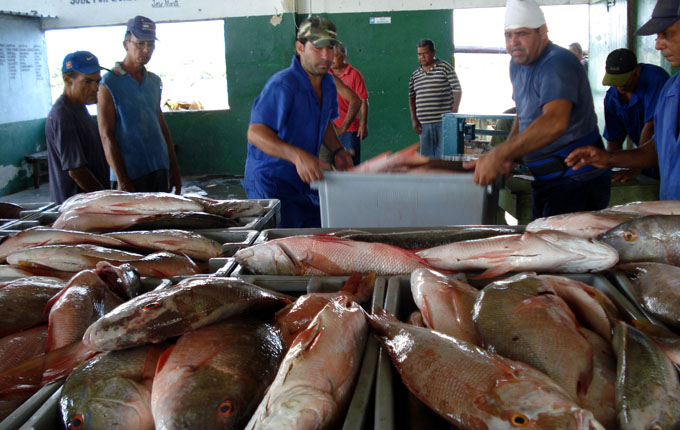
left=14, top=275, right=383, bottom=430
left=374, top=272, right=647, bottom=430
left=0, top=382, right=62, bottom=430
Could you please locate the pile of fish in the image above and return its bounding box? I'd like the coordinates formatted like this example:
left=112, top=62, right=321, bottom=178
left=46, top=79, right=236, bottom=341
left=28, top=274, right=375, bottom=429
left=51, top=190, right=266, bottom=232
left=0, top=226, right=224, bottom=279
left=374, top=268, right=680, bottom=429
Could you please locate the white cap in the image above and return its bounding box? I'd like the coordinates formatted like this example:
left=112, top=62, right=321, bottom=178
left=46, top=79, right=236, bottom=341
left=504, top=0, right=546, bottom=30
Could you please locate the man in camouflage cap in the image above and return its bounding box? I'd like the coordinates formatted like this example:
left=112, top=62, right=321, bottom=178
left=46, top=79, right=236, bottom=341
left=243, top=16, right=354, bottom=228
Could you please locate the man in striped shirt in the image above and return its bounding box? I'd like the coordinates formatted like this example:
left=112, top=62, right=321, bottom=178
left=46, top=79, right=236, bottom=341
left=408, top=39, right=463, bottom=157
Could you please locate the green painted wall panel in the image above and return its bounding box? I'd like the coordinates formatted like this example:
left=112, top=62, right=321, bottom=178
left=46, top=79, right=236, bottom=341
left=0, top=118, right=46, bottom=195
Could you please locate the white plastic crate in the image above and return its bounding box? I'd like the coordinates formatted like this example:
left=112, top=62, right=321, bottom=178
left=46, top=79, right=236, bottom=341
left=311, top=171, right=497, bottom=228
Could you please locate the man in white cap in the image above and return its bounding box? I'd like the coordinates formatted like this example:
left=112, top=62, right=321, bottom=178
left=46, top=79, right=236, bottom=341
left=468, top=0, right=611, bottom=220
left=566, top=0, right=680, bottom=201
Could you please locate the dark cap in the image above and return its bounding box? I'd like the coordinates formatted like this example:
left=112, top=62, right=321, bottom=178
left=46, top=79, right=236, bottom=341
left=297, top=16, right=341, bottom=48
left=602, top=49, right=638, bottom=86
left=127, top=15, right=157, bottom=41
left=636, top=0, right=680, bottom=36
left=62, top=51, right=105, bottom=74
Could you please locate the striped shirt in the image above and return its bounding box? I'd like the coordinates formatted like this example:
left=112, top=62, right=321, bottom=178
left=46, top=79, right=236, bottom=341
left=409, top=59, right=462, bottom=124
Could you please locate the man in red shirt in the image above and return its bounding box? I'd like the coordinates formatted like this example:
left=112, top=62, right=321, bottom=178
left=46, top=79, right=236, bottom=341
left=330, top=43, right=369, bottom=164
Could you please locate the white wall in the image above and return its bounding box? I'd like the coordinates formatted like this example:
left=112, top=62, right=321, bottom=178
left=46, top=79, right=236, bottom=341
left=2, top=0, right=589, bottom=29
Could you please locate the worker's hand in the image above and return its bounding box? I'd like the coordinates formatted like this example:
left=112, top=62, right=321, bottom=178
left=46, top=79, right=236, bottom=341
left=170, top=170, right=182, bottom=195
left=358, top=124, right=368, bottom=140
left=294, top=150, right=326, bottom=183
left=117, top=178, right=136, bottom=192
left=612, top=168, right=641, bottom=183
left=565, top=146, right=610, bottom=171
left=336, top=125, right=348, bottom=136
left=412, top=120, right=422, bottom=135
left=470, top=149, right=509, bottom=186
left=333, top=149, right=354, bottom=171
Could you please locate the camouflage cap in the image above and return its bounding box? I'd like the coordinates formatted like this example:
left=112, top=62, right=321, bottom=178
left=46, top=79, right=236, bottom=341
left=297, top=16, right=341, bottom=48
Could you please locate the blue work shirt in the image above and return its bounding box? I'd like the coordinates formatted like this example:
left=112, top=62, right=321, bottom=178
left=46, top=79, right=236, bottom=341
left=603, top=63, right=670, bottom=145
left=243, top=56, right=338, bottom=226
left=654, top=73, right=680, bottom=200
left=101, top=63, right=169, bottom=181
left=511, top=42, right=598, bottom=161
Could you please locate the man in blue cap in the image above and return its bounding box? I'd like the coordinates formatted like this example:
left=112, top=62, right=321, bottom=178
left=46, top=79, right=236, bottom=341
left=243, top=16, right=353, bottom=228
left=45, top=51, right=109, bottom=204
left=567, top=0, right=680, bottom=200
left=97, top=15, right=182, bottom=194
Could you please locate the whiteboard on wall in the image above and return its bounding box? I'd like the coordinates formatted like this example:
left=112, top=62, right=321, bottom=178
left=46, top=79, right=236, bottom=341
left=0, top=15, right=52, bottom=124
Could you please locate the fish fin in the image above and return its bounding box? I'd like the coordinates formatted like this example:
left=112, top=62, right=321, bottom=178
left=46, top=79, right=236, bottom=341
left=296, top=249, right=345, bottom=275
left=468, top=264, right=513, bottom=280
left=155, top=344, right=176, bottom=374
left=43, top=283, right=70, bottom=315
left=340, top=273, right=362, bottom=295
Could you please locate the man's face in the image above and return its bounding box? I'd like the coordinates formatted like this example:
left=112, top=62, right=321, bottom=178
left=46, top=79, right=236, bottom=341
left=124, top=34, right=155, bottom=65
left=656, top=19, right=680, bottom=67
left=296, top=41, right=334, bottom=76
left=505, top=27, right=546, bottom=65
left=332, top=49, right=346, bottom=69
left=614, top=67, right=640, bottom=95
left=417, top=46, right=436, bottom=67
left=64, top=71, right=101, bottom=105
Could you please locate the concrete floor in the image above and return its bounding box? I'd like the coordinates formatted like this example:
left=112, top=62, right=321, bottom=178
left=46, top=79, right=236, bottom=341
left=0, top=175, right=247, bottom=206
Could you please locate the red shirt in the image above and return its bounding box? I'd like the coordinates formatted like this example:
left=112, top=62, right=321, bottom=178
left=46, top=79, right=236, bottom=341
left=330, top=63, right=369, bottom=132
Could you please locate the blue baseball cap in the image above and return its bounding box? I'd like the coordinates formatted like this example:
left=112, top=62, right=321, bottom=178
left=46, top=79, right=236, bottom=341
left=636, top=0, right=680, bottom=35
left=62, top=51, right=105, bottom=74
left=127, top=15, right=157, bottom=41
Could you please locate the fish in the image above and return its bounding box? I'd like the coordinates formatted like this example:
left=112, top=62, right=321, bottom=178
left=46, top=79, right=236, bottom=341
left=608, top=200, right=680, bottom=215
left=597, top=215, right=680, bottom=265
left=0, top=201, right=23, bottom=219
left=83, top=277, right=292, bottom=351
left=472, top=273, right=593, bottom=400
left=0, top=324, right=48, bottom=373
left=6, top=244, right=143, bottom=273
left=275, top=272, right=375, bottom=347
left=0, top=276, right=65, bottom=337
left=246, top=297, right=367, bottom=429
left=416, top=231, right=619, bottom=278
left=121, top=211, right=238, bottom=230
left=617, top=262, right=680, bottom=330
left=95, top=261, right=143, bottom=298
left=234, top=235, right=433, bottom=276
left=537, top=275, right=619, bottom=341
left=185, top=195, right=266, bottom=218
left=334, top=226, right=522, bottom=249
left=121, top=251, right=201, bottom=277
left=630, top=319, right=680, bottom=367
left=152, top=319, right=284, bottom=430
left=0, top=227, right=128, bottom=262
left=577, top=327, right=617, bottom=430
left=105, top=229, right=223, bottom=261
left=45, top=269, right=127, bottom=352
left=368, top=309, right=605, bottom=430
left=59, top=190, right=203, bottom=214
left=0, top=264, right=72, bottom=280
left=349, top=143, right=428, bottom=173
left=526, top=210, right=641, bottom=238
left=60, top=344, right=166, bottom=430
left=52, top=210, right=159, bottom=232
left=612, top=321, right=680, bottom=430
left=410, top=268, right=480, bottom=345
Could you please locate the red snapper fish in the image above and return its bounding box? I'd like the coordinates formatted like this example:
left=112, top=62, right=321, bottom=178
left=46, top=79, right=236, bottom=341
left=349, top=143, right=428, bottom=173
left=416, top=231, right=619, bottom=279
left=234, top=235, right=433, bottom=276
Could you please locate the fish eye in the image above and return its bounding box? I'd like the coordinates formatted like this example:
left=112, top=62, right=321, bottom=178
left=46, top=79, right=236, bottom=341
left=510, top=413, right=528, bottom=427
left=142, top=302, right=160, bottom=310
left=68, top=414, right=84, bottom=429
left=623, top=230, right=637, bottom=242
left=218, top=400, right=234, bottom=416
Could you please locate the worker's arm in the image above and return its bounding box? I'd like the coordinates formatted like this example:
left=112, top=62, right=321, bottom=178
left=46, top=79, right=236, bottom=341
left=97, top=85, right=134, bottom=192
left=452, top=91, right=462, bottom=113
left=158, top=111, right=182, bottom=194
left=358, top=99, right=369, bottom=140
left=248, top=123, right=329, bottom=183
left=332, top=75, right=360, bottom=136
left=565, top=138, right=658, bottom=171
left=639, top=119, right=655, bottom=147
left=606, top=140, right=624, bottom=152
left=68, top=167, right=106, bottom=193
left=321, top=121, right=353, bottom=170
left=470, top=98, right=572, bottom=185
left=409, top=96, right=421, bottom=134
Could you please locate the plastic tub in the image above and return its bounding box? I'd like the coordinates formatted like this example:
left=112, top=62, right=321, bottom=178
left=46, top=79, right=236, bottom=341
left=310, top=171, right=498, bottom=227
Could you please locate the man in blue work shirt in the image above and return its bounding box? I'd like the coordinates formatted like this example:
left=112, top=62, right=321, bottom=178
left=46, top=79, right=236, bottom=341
left=601, top=48, right=669, bottom=182
left=243, top=16, right=353, bottom=228
left=567, top=0, right=680, bottom=201
left=467, top=0, right=611, bottom=219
